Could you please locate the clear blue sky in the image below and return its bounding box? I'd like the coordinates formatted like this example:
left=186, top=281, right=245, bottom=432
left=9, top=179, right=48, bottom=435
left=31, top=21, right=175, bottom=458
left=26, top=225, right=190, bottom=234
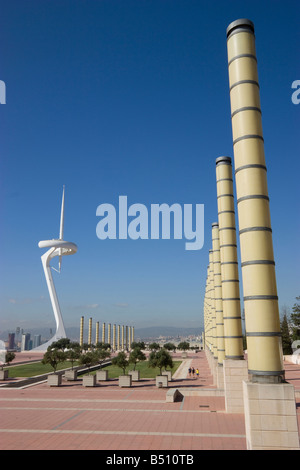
left=0, top=0, right=299, bottom=333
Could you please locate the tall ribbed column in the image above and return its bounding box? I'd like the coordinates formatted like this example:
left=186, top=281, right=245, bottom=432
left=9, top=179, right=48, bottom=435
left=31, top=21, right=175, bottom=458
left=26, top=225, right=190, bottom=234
left=216, top=156, right=244, bottom=359
left=79, top=316, right=84, bottom=347
left=125, top=326, right=128, bottom=350
left=121, top=325, right=124, bottom=350
left=209, top=249, right=217, bottom=361
left=204, top=263, right=212, bottom=352
left=88, top=317, right=92, bottom=346
left=113, top=324, right=116, bottom=351
left=132, top=326, right=135, bottom=344
left=95, top=321, right=99, bottom=344
left=128, top=326, right=132, bottom=349
left=212, top=223, right=225, bottom=365
left=102, top=322, right=105, bottom=343
left=108, top=323, right=111, bottom=347
left=227, top=19, right=283, bottom=382
left=117, top=325, right=120, bottom=350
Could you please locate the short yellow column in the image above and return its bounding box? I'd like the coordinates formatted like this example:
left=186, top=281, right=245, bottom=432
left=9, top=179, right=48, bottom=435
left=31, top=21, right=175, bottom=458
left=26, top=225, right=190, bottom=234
left=95, top=321, right=99, bottom=345
left=227, top=19, right=283, bottom=382
left=88, top=317, right=92, bottom=347
left=209, top=249, right=217, bottom=361
left=113, top=324, right=116, bottom=351
left=212, top=223, right=225, bottom=365
left=79, top=316, right=84, bottom=347
left=102, top=322, right=105, bottom=343
left=216, top=156, right=244, bottom=360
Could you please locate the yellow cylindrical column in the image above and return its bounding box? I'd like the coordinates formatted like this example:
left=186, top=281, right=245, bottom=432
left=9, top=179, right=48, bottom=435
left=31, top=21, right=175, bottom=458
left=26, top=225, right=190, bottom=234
left=117, top=325, right=120, bottom=350
left=95, top=321, right=99, bottom=345
left=88, top=317, right=92, bottom=347
left=227, top=19, right=283, bottom=382
left=121, top=325, right=124, bottom=350
left=108, top=323, right=111, bottom=347
left=125, top=326, right=128, bottom=350
left=208, top=249, right=217, bottom=360
left=102, top=322, right=105, bottom=343
left=113, top=324, right=116, bottom=351
left=79, top=316, right=84, bottom=347
left=212, top=223, right=225, bottom=365
left=216, top=156, right=244, bottom=360
left=132, top=326, right=135, bottom=344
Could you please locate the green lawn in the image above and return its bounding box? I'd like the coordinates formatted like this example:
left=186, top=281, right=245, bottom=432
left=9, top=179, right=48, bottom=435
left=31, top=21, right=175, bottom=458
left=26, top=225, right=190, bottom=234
left=5, top=359, right=181, bottom=379
left=98, top=360, right=181, bottom=378
left=5, top=361, right=80, bottom=378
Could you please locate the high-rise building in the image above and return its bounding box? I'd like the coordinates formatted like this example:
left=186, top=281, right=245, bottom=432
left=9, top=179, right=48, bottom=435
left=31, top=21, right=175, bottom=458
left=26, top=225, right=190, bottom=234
left=7, top=333, right=15, bottom=350
left=21, top=333, right=31, bottom=351
left=33, top=335, right=42, bottom=348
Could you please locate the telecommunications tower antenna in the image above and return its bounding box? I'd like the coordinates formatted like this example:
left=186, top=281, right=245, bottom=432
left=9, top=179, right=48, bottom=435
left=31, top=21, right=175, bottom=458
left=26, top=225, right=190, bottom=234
left=31, top=186, right=77, bottom=352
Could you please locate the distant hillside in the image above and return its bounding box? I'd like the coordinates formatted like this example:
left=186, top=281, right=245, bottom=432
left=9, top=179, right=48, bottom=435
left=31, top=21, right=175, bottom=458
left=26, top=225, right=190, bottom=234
left=134, top=326, right=203, bottom=340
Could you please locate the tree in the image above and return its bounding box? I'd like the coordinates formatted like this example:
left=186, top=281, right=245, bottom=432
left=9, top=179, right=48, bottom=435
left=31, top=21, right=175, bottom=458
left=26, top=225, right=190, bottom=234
left=95, top=344, right=111, bottom=367
left=66, top=342, right=81, bottom=370
left=148, top=349, right=173, bottom=375
left=42, top=348, right=66, bottom=374
left=129, top=347, right=146, bottom=370
left=95, top=342, right=111, bottom=351
left=79, top=351, right=99, bottom=374
left=0, top=351, right=16, bottom=370
left=148, top=342, right=160, bottom=351
left=291, top=296, right=300, bottom=340
left=177, top=341, right=190, bottom=352
left=50, top=338, right=71, bottom=350
left=112, top=351, right=129, bottom=375
left=163, top=342, right=176, bottom=352
left=281, top=313, right=293, bottom=355
left=131, top=341, right=145, bottom=350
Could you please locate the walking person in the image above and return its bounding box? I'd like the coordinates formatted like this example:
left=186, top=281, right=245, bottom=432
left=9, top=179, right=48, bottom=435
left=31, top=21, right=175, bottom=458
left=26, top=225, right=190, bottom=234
left=196, top=368, right=199, bottom=378
left=188, top=367, right=191, bottom=378
left=192, top=367, right=195, bottom=378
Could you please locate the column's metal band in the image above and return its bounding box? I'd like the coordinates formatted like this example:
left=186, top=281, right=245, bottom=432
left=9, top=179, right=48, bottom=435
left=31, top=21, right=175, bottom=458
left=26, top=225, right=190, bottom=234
left=230, top=79, right=259, bottom=91
left=217, top=194, right=234, bottom=198
left=246, top=331, right=281, bottom=336
left=239, top=226, right=272, bottom=235
left=235, top=164, right=267, bottom=174
left=241, top=260, right=275, bottom=267
left=244, top=295, right=278, bottom=301
left=233, top=134, right=264, bottom=145
left=231, top=106, right=261, bottom=118
left=228, top=53, right=257, bottom=67
left=220, top=243, right=237, bottom=248
left=216, top=177, right=233, bottom=182
left=248, top=369, right=284, bottom=376
left=218, top=210, right=235, bottom=215
left=237, top=194, right=269, bottom=204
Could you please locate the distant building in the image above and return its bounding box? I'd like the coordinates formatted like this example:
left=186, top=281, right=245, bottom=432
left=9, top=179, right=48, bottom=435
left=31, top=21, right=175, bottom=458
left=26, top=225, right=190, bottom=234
left=21, top=333, right=31, bottom=351
left=7, top=333, right=15, bottom=350
left=33, top=335, right=41, bottom=348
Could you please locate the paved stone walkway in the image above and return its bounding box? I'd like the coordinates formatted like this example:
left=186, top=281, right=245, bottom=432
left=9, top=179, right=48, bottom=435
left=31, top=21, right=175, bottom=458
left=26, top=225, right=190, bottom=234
left=0, top=351, right=299, bottom=451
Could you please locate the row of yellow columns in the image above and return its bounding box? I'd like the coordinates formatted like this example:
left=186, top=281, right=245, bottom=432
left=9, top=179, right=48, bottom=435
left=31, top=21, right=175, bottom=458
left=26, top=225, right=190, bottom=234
left=80, top=316, right=135, bottom=351
left=204, top=19, right=283, bottom=384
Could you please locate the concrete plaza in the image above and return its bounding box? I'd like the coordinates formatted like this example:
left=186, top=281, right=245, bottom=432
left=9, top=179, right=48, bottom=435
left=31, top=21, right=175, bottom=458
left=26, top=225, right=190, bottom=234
left=0, top=351, right=299, bottom=450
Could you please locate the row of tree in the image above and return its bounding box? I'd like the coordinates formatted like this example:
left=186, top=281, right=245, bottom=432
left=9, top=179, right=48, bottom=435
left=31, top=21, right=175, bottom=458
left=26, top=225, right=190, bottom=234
left=280, top=296, right=300, bottom=355
left=41, top=338, right=175, bottom=376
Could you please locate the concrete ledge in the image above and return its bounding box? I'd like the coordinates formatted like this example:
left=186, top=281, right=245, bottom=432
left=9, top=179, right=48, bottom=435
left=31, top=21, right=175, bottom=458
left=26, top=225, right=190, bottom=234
left=156, top=375, right=168, bottom=388
left=96, top=370, right=108, bottom=381
left=166, top=388, right=184, bottom=402
left=165, top=387, right=224, bottom=401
